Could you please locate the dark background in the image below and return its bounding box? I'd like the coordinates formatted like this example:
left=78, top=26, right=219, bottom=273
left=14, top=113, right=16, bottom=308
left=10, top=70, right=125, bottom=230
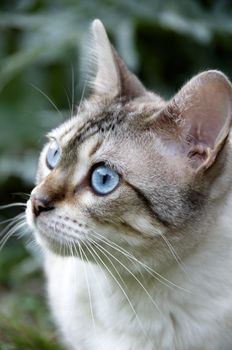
left=1, top=0, right=232, bottom=348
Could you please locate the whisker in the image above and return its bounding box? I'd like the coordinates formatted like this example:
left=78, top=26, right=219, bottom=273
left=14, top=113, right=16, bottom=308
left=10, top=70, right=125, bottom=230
left=159, top=232, right=190, bottom=277
left=62, top=231, right=70, bottom=257
left=30, top=83, right=64, bottom=121
left=0, top=215, right=24, bottom=226
left=82, top=240, right=108, bottom=287
left=86, top=240, right=148, bottom=338
left=0, top=213, right=25, bottom=236
left=71, top=65, right=75, bottom=117
left=26, top=236, right=40, bottom=252
left=91, top=239, right=163, bottom=317
left=0, top=221, right=27, bottom=251
left=83, top=240, right=120, bottom=315
left=0, top=231, right=14, bottom=251
left=87, top=238, right=128, bottom=292
left=64, top=88, right=72, bottom=118
left=77, top=80, right=87, bottom=115
left=69, top=241, right=80, bottom=306
left=69, top=239, right=75, bottom=258
left=12, top=192, right=30, bottom=200
left=92, top=231, right=189, bottom=293
left=78, top=242, right=96, bottom=332
left=0, top=203, right=27, bottom=210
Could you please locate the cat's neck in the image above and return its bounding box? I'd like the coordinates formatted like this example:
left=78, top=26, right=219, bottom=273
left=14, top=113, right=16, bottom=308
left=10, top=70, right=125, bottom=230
left=44, top=203, right=232, bottom=350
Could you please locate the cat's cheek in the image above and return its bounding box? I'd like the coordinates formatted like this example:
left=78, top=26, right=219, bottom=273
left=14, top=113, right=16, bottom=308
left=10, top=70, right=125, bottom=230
left=125, top=212, right=164, bottom=238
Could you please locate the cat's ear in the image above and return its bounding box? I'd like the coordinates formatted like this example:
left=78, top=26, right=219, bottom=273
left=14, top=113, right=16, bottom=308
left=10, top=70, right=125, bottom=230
left=89, top=19, right=145, bottom=99
left=155, top=70, right=232, bottom=170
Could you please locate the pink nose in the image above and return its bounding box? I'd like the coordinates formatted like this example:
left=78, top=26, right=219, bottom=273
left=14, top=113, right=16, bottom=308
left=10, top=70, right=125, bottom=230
left=31, top=194, right=54, bottom=217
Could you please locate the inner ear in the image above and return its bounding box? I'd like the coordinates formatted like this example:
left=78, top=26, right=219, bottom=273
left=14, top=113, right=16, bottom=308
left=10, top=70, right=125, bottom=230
left=89, top=19, right=146, bottom=99
left=155, top=70, right=232, bottom=170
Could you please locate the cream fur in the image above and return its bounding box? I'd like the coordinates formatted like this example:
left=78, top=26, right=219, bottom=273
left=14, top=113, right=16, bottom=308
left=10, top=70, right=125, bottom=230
left=44, top=198, right=232, bottom=350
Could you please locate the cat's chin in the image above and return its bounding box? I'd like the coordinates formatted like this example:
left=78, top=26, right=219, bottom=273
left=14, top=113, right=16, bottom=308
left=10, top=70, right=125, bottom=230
left=33, top=227, right=91, bottom=258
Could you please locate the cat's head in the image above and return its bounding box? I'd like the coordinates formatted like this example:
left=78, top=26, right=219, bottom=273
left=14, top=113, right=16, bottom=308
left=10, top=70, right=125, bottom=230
left=26, top=20, right=232, bottom=271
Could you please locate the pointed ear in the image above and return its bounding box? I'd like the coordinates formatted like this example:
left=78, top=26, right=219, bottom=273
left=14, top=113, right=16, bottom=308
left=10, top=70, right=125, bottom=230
left=89, top=19, right=146, bottom=99
left=156, top=70, right=232, bottom=170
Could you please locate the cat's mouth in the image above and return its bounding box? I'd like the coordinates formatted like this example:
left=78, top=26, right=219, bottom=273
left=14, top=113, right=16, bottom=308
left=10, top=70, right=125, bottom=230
left=26, top=199, right=94, bottom=255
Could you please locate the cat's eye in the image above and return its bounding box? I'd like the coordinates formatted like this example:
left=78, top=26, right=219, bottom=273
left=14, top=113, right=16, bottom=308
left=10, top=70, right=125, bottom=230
left=46, top=141, right=61, bottom=170
left=91, top=165, right=120, bottom=195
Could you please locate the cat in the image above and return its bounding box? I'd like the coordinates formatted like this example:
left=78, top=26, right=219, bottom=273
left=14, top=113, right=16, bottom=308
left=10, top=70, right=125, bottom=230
left=26, top=19, right=232, bottom=350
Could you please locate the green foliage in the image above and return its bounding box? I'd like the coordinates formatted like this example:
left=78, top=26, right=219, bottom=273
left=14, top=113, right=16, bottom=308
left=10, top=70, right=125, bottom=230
left=1, top=0, right=232, bottom=348
left=0, top=287, right=64, bottom=350
left=1, top=0, right=232, bottom=161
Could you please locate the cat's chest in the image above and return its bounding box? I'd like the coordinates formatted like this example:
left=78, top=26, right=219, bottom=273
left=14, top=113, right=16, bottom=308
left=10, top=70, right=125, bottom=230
left=45, top=254, right=170, bottom=348
left=44, top=253, right=232, bottom=350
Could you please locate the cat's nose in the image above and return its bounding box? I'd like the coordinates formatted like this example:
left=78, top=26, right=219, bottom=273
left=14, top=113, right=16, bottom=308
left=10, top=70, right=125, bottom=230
left=31, top=194, right=54, bottom=217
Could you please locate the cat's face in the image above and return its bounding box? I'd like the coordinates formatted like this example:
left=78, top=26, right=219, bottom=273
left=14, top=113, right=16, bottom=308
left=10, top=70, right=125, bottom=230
left=26, top=20, right=232, bottom=272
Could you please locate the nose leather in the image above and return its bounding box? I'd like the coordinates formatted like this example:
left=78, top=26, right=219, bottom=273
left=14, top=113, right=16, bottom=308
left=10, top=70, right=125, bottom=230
left=31, top=194, right=54, bottom=217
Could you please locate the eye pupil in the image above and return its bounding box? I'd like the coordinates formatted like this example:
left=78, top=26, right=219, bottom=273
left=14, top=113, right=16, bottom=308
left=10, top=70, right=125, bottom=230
left=91, top=165, right=119, bottom=195
left=102, top=174, right=109, bottom=185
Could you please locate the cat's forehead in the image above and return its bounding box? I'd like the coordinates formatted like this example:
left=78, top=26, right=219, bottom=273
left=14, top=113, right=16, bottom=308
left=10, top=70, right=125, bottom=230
left=48, top=98, right=147, bottom=147
left=47, top=99, right=101, bottom=142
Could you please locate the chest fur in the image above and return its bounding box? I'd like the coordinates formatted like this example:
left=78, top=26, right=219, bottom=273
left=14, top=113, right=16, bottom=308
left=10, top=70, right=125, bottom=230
left=44, top=246, right=232, bottom=350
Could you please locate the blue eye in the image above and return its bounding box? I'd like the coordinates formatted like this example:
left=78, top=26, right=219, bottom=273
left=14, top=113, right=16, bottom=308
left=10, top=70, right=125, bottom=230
left=46, top=141, right=61, bottom=169
left=91, top=165, right=120, bottom=195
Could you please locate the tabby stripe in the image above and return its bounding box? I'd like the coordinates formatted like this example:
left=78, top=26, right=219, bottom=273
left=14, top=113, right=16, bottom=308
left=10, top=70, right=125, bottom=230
left=67, top=113, right=125, bottom=150
left=129, top=184, right=170, bottom=227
